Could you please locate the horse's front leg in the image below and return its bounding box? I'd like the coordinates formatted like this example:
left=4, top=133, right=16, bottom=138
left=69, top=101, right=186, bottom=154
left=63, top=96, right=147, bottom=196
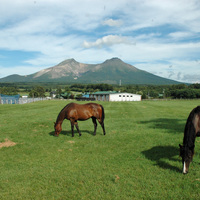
left=92, top=117, right=97, bottom=135
left=70, top=120, right=75, bottom=137
left=75, top=121, right=82, bottom=136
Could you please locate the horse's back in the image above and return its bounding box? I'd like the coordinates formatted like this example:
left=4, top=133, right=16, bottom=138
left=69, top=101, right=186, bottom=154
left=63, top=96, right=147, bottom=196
left=66, top=102, right=99, bottom=110
left=66, top=102, right=103, bottom=120
left=193, top=106, right=200, bottom=133
left=86, top=103, right=104, bottom=120
left=80, top=103, right=102, bottom=119
left=63, top=102, right=99, bottom=120
left=185, top=106, right=200, bottom=138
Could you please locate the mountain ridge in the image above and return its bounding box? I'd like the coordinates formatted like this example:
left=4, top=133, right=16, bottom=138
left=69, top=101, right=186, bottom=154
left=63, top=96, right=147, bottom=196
left=0, top=58, right=181, bottom=85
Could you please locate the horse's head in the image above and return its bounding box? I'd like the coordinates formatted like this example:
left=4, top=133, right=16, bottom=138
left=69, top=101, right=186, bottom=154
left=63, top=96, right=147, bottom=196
left=54, top=122, right=62, bottom=136
left=179, top=144, right=194, bottom=174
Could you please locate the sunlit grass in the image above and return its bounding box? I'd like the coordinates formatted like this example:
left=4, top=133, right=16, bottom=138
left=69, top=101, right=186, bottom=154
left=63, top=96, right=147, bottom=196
left=0, top=99, right=200, bottom=199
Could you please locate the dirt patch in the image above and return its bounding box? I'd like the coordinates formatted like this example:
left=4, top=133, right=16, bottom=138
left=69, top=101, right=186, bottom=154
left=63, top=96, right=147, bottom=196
left=68, top=141, right=75, bottom=144
left=115, top=175, right=120, bottom=183
left=0, top=139, right=17, bottom=149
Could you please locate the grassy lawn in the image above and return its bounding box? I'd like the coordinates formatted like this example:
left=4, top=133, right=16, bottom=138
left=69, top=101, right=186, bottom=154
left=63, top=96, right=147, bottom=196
left=0, top=99, right=200, bottom=199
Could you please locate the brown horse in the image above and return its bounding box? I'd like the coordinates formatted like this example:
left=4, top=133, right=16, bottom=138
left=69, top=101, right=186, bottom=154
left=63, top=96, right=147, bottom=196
left=54, top=102, right=106, bottom=137
left=179, top=106, right=200, bottom=174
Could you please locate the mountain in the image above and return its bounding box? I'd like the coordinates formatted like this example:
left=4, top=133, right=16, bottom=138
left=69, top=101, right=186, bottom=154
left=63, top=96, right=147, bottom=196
left=0, top=58, right=181, bottom=85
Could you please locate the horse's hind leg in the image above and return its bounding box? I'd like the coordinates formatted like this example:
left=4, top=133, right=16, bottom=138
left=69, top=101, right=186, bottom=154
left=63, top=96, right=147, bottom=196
left=92, top=117, right=97, bottom=135
left=101, top=122, right=106, bottom=135
left=97, top=118, right=106, bottom=135
left=75, top=121, right=81, bottom=136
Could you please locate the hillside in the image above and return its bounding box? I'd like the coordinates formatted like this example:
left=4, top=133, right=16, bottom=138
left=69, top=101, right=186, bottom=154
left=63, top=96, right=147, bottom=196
left=0, top=58, right=181, bottom=85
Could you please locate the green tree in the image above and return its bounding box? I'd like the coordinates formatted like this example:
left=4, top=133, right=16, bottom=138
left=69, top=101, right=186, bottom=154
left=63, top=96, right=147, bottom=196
left=56, top=87, right=62, bottom=96
left=29, top=86, right=45, bottom=97
left=0, top=87, right=18, bottom=95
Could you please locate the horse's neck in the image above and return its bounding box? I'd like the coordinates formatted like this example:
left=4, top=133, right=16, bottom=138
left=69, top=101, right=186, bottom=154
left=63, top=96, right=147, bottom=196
left=183, top=121, right=196, bottom=147
left=56, top=111, right=65, bottom=124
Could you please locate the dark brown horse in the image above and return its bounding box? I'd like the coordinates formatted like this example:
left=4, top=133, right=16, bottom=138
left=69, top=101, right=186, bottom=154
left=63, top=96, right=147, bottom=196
left=179, top=106, right=200, bottom=174
left=54, top=102, right=106, bottom=137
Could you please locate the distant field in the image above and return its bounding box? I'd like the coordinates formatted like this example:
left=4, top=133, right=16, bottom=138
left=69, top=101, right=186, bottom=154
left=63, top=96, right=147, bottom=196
left=0, top=100, right=200, bottom=199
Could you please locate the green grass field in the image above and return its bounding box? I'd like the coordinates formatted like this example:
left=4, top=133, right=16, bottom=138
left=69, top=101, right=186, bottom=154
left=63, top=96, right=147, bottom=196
left=1, top=100, right=200, bottom=199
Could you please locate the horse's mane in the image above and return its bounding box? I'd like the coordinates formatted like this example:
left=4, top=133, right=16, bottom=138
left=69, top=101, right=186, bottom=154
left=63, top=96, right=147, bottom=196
left=183, top=106, right=200, bottom=149
left=56, top=103, right=73, bottom=123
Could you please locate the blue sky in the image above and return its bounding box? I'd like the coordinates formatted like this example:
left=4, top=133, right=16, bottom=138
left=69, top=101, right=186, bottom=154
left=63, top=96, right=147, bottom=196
left=0, top=0, right=200, bottom=83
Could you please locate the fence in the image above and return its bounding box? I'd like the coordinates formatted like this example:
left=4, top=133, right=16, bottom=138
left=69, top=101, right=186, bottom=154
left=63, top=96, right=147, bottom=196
left=0, top=94, right=20, bottom=104
left=0, top=94, right=49, bottom=104
left=18, top=97, right=49, bottom=104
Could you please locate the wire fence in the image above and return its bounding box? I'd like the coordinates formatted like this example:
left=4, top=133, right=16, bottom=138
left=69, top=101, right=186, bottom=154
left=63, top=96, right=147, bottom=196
left=0, top=95, right=50, bottom=105
left=18, top=97, right=49, bottom=104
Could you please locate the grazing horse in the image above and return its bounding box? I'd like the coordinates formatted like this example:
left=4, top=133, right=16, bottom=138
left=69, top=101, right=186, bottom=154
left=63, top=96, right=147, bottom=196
left=54, top=102, right=106, bottom=137
left=179, top=106, right=200, bottom=174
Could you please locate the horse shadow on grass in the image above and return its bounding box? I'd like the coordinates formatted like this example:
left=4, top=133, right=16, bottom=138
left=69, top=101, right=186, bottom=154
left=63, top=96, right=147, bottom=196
left=142, top=146, right=181, bottom=173
left=140, top=118, right=184, bottom=173
left=49, top=130, right=95, bottom=137
left=140, top=118, right=185, bottom=134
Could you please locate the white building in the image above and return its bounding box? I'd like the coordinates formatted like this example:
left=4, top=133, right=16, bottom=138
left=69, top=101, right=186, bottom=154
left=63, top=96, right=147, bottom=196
left=89, top=91, right=141, bottom=102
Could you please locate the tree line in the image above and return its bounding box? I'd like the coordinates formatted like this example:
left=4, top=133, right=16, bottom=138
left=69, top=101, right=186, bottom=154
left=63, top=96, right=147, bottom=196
left=1, top=83, right=200, bottom=99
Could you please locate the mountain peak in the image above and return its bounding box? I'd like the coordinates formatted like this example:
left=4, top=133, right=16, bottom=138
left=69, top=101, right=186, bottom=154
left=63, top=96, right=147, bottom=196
left=57, top=58, right=78, bottom=66
left=0, top=58, right=181, bottom=85
left=108, top=57, right=121, bottom=61
left=104, top=57, right=122, bottom=63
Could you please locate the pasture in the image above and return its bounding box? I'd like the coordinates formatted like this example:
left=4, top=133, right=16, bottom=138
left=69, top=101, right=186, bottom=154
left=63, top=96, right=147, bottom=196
left=0, top=100, right=200, bottom=199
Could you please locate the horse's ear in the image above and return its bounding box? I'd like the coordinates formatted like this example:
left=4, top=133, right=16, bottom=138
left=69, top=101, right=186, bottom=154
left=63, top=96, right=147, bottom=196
left=54, top=122, right=56, bottom=125
left=179, top=144, right=182, bottom=148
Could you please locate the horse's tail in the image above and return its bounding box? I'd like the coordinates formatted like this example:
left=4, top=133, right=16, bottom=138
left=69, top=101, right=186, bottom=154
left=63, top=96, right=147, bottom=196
left=100, top=105, right=105, bottom=122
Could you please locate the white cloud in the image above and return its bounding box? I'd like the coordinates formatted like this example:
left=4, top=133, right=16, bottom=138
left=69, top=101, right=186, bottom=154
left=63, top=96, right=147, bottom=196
left=0, top=0, right=200, bottom=82
left=83, top=35, right=133, bottom=48
left=102, top=19, right=123, bottom=27
left=168, top=32, right=195, bottom=40
left=182, top=74, right=200, bottom=83
left=0, top=65, right=46, bottom=78
left=135, top=59, right=200, bottom=83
